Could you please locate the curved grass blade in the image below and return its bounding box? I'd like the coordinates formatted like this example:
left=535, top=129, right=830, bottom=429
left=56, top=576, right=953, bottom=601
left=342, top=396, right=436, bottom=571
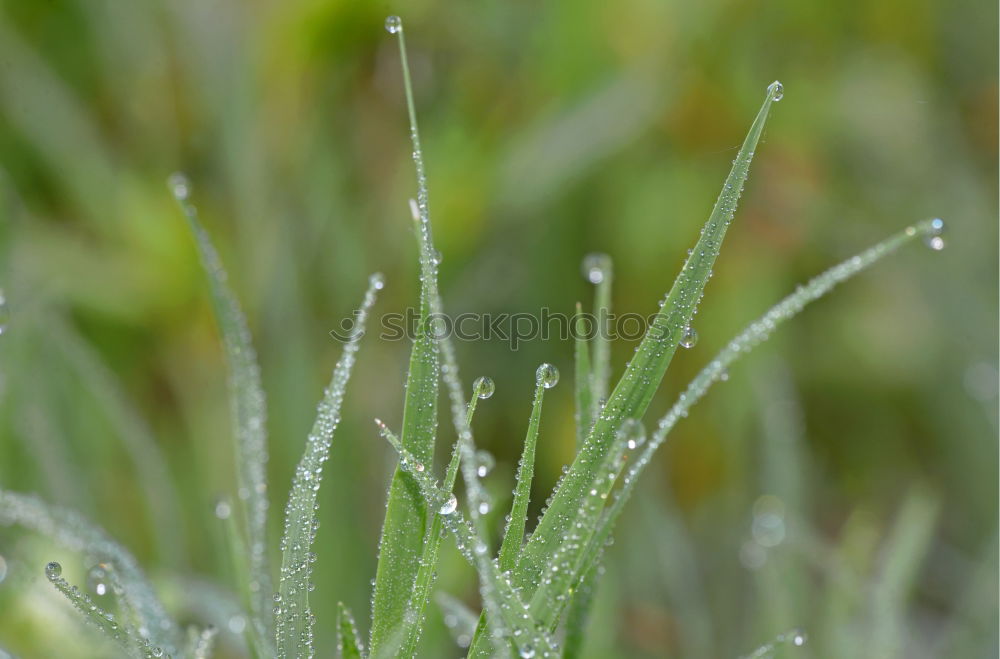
left=276, top=274, right=383, bottom=658
left=383, top=17, right=507, bottom=650
left=394, top=378, right=491, bottom=657
left=44, top=563, right=157, bottom=658
left=587, top=253, right=613, bottom=415
left=0, top=491, right=179, bottom=654
left=465, top=83, right=784, bottom=654
left=376, top=421, right=559, bottom=658
left=569, top=219, right=944, bottom=619
left=337, top=602, right=365, bottom=659
left=170, top=174, right=273, bottom=645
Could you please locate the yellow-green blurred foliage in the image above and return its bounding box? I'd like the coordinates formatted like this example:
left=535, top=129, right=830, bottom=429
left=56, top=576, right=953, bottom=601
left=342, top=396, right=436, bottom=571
left=0, top=0, right=995, bottom=657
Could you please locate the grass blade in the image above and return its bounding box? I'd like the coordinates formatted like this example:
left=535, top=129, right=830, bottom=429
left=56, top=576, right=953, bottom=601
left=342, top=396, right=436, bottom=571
left=43, top=562, right=153, bottom=658
left=585, top=253, right=613, bottom=413
left=383, top=17, right=508, bottom=650
left=276, top=274, right=383, bottom=658
left=376, top=422, right=559, bottom=658
left=0, top=491, right=179, bottom=655
left=337, top=602, right=365, bottom=659
left=571, top=219, right=944, bottom=616
left=393, top=377, right=492, bottom=657
left=470, top=82, right=783, bottom=651
left=171, top=174, right=273, bottom=645
left=467, top=368, right=553, bottom=654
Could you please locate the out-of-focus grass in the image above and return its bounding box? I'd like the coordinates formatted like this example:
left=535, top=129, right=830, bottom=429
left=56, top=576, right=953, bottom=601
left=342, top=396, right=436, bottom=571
left=0, top=0, right=995, bottom=657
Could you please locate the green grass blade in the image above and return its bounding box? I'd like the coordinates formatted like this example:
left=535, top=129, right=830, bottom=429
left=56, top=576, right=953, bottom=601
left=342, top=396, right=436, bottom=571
left=369, top=20, right=447, bottom=655
left=171, top=175, right=273, bottom=644
left=572, top=219, right=943, bottom=612
left=573, top=302, right=594, bottom=449
left=480, top=82, right=783, bottom=644
left=376, top=421, right=559, bottom=658
left=43, top=562, right=152, bottom=658
left=0, top=491, right=179, bottom=655
left=337, top=602, right=365, bottom=659
left=383, top=17, right=508, bottom=649
left=499, top=368, right=551, bottom=571
left=562, top=562, right=599, bottom=659
left=394, top=378, right=491, bottom=657
left=276, top=274, right=383, bottom=658
left=467, top=369, right=552, bottom=655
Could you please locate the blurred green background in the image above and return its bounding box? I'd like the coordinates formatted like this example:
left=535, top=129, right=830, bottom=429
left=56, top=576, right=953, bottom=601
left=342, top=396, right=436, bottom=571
left=0, top=0, right=996, bottom=657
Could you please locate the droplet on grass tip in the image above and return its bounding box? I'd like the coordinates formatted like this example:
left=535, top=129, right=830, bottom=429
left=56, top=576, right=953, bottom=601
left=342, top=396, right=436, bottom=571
left=924, top=217, right=945, bottom=251
left=167, top=172, right=190, bottom=201
left=475, top=450, right=495, bottom=477
left=45, top=561, right=62, bottom=580
left=617, top=418, right=646, bottom=450
left=87, top=563, right=111, bottom=597
left=768, top=80, right=784, bottom=101
left=536, top=363, right=560, bottom=388
left=582, top=253, right=609, bottom=284
left=473, top=376, right=495, bottom=399
left=385, top=15, right=402, bottom=34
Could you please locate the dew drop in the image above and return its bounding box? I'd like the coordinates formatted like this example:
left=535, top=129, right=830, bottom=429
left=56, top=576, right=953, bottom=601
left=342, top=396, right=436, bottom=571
left=519, top=645, right=536, bottom=658
left=536, top=363, right=560, bottom=389
left=370, top=272, right=385, bottom=290
left=475, top=450, right=496, bottom=477
left=617, top=418, right=646, bottom=450
left=439, top=494, right=458, bottom=515
left=768, top=80, right=784, bottom=101
left=167, top=172, right=190, bottom=201
left=384, top=15, right=402, bottom=34
left=87, top=563, right=111, bottom=597
left=45, top=561, right=62, bottom=580
left=473, top=376, right=495, bottom=399
left=214, top=499, right=232, bottom=520
left=582, top=253, right=609, bottom=284
left=790, top=629, right=807, bottom=646
left=680, top=326, right=698, bottom=349
left=923, top=217, right=945, bottom=251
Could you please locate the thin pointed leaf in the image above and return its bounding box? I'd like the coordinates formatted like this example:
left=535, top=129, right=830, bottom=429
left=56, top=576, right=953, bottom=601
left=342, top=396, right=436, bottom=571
left=337, top=602, right=365, bottom=659
left=0, top=490, right=179, bottom=654
left=573, top=302, right=594, bottom=449
left=44, top=566, right=153, bottom=658
left=469, top=83, right=783, bottom=653
left=369, top=25, right=443, bottom=651
left=562, top=562, right=599, bottom=659
left=171, top=176, right=273, bottom=645
left=395, top=380, right=490, bottom=657
left=569, top=219, right=942, bottom=620
left=467, top=374, right=549, bottom=655
left=587, top=253, right=613, bottom=412
left=276, top=274, right=382, bottom=658
left=377, top=422, right=558, bottom=658
left=383, top=20, right=505, bottom=649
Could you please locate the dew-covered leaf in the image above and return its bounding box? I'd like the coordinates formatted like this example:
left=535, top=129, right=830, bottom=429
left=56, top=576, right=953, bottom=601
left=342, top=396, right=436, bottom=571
left=337, top=602, right=365, bottom=659
left=276, top=274, right=382, bottom=658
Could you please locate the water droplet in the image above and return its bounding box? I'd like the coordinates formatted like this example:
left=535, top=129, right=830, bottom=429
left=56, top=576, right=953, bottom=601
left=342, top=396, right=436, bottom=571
left=439, top=494, right=458, bottom=515
left=167, top=172, right=190, bottom=201
left=536, top=363, right=560, bottom=389
left=519, top=645, right=536, bottom=658
left=384, top=15, right=402, bottom=34
left=45, top=561, right=62, bottom=580
left=924, top=217, right=945, bottom=251
left=617, top=418, right=646, bottom=450
left=473, top=376, right=495, bottom=399
left=87, top=563, right=111, bottom=597
left=370, top=273, right=385, bottom=290
left=432, top=249, right=443, bottom=265
left=475, top=450, right=495, bottom=477
left=582, top=253, right=610, bottom=284
left=680, top=326, right=698, bottom=349
left=214, top=499, right=232, bottom=520
left=478, top=501, right=490, bottom=514
left=790, top=629, right=807, bottom=647
left=719, top=368, right=730, bottom=381
left=768, top=80, right=784, bottom=101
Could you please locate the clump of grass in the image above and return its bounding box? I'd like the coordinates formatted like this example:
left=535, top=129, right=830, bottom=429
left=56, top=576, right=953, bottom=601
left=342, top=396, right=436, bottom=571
left=0, top=15, right=946, bottom=659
